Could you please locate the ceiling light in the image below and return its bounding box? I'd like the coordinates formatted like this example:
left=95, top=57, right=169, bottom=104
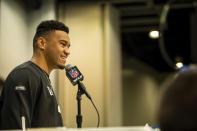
left=149, top=30, right=159, bottom=39
left=176, top=62, right=183, bottom=69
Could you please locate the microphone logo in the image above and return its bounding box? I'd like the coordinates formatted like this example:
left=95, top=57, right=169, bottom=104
left=69, top=68, right=79, bottom=78
left=66, top=65, right=84, bottom=86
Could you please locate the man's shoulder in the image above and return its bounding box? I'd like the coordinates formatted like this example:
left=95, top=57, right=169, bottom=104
left=8, top=61, right=41, bottom=80
left=15, top=61, right=35, bottom=71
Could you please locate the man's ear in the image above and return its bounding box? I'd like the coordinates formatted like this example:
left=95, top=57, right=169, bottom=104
left=37, top=37, right=47, bottom=50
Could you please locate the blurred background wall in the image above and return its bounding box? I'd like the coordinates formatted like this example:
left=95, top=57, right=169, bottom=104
left=0, top=0, right=58, bottom=90
left=57, top=3, right=122, bottom=127
left=1, top=0, right=197, bottom=128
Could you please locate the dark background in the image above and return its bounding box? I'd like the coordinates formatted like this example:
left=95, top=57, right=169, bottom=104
left=22, top=0, right=197, bottom=72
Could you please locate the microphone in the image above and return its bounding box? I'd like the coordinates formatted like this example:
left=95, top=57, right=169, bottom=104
left=65, top=64, right=91, bottom=100
left=65, top=64, right=100, bottom=128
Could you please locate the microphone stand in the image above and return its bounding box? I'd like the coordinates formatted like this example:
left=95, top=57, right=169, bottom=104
left=76, top=83, right=84, bottom=128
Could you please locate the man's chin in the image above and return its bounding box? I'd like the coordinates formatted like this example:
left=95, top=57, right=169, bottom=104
left=58, top=65, right=66, bottom=69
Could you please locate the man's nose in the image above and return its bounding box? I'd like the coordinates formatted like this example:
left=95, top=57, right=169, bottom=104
left=64, top=47, right=70, bottom=56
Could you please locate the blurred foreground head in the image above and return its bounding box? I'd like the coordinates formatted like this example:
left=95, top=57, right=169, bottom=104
left=0, top=76, right=4, bottom=95
left=158, top=69, right=197, bottom=131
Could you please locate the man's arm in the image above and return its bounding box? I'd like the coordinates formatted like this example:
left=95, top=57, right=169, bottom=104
left=0, top=68, right=38, bottom=129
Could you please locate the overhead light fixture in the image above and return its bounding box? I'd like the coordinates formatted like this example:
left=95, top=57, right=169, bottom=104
left=149, top=30, right=159, bottom=39
left=176, top=62, right=184, bottom=69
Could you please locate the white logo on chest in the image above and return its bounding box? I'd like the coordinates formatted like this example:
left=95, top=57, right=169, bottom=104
left=47, top=86, right=54, bottom=96
left=58, top=105, right=61, bottom=114
left=15, top=86, right=26, bottom=91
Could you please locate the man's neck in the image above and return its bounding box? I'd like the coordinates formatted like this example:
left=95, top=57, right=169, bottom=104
left=31, top=54, right=52, bottom=75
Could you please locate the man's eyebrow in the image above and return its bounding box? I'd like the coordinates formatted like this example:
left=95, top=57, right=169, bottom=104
left=60, top=40, right=67, bottom=43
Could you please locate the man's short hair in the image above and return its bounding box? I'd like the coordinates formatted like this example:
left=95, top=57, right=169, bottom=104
left=33, top=20, right=69, bottom=50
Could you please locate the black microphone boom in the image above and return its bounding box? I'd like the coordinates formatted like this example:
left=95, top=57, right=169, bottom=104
left=65, top=64, right=100, bottom=128
left=65, top=64, right=91, bottom=100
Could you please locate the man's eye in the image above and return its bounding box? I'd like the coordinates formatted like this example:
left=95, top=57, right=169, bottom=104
left=61, top=43, right=66, bottom=46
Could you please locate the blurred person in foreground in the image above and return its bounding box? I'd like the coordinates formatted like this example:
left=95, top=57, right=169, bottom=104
left=158, top=67, right=197, bottom=131
left=0, top=77, right=4, bottom=96
left=0, top=20, right=70, bottom=129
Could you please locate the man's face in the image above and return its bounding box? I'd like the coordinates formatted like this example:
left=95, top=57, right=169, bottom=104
left=44, top=30, right=71, bottom=70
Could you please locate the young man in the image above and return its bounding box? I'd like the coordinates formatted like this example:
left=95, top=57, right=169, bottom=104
left=0, top=20, right=70, bottom=129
